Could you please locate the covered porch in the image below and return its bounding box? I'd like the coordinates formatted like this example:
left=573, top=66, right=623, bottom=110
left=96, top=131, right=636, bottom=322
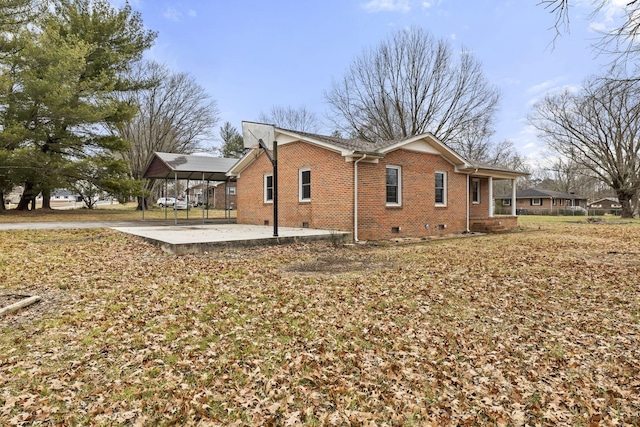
left=461, top=162, right=526, bottom=233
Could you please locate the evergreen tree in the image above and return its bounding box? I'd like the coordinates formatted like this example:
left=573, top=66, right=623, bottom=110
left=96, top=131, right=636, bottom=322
left=219, top=122, right=245, bottom=158
left=0, top=0, right=156, bottom=210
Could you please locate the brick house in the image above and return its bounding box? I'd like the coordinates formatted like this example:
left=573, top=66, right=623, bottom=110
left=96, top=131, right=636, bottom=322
left=228, top=123, right=526, bottom=241
left=587, top=197, right=622, bottom=214
left=495, top=188, right=588, bottom=215
left=188, top=181, right=237, bottom=210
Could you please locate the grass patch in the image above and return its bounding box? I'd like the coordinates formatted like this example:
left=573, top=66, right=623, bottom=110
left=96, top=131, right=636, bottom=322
left=1, top=224, right=639, bottom=424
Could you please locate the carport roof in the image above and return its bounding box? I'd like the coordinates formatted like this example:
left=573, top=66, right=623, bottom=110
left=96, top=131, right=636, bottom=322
left=143, top=152, right=239, bottom=181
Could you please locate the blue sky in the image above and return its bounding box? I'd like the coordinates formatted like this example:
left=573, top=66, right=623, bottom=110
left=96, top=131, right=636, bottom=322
left=116, top=0, right=627, bottom=166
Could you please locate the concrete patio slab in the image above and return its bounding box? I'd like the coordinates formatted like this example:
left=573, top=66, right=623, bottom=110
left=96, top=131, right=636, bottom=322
left=112, top=224, right=351, bottom=254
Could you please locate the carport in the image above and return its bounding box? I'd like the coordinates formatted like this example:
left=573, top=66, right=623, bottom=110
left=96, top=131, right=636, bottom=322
left=143, top=152, right=239, bottom=225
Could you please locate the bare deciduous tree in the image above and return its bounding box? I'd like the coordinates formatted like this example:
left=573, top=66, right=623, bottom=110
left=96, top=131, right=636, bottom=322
left=258, top=105, right=321, bottom=133
left=111, top=60, right=219, bottom=209
left=540, top=0, right=640, bottom=60
left=529, top=75, right=640, bottom=217
left=325, top=26, right=500, bottom=148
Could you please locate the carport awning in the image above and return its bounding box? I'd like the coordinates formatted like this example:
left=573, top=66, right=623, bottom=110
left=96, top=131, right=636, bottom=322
left=143, top=152, right=239, bottom=181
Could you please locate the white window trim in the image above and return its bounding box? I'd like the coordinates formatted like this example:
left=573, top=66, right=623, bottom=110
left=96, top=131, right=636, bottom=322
left=504, top=199, right=511, bottom=206
left=531, top=198, right=542, bottom=206
left=435, top=171, right=447, bottom=206
left=264, top=174, right=273, bottom=203
left=386, top=165, right=402, bottom=206
left=472, top=178, right=480, bottom=204
left=299, top=168, right=311, bottom=202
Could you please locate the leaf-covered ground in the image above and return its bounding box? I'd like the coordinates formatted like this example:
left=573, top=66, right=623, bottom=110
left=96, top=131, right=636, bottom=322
left=1, top=222, right=639, bottom=425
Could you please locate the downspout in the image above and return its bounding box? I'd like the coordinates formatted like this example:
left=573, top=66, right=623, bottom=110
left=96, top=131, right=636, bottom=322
left=353, top=154, right=367, bottom=242
left=466, top=174, right=470, bottom=233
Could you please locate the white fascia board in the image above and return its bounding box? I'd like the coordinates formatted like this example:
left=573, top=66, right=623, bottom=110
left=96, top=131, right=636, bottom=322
left=456, top=166, right=527, bottom=180
left=226, top=148, right=260, bottom=177
left=344, top=153, right=381, bottom=163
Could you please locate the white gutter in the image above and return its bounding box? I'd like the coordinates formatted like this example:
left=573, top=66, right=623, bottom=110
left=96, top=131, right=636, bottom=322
left=353, top=154, right=367, bottom=242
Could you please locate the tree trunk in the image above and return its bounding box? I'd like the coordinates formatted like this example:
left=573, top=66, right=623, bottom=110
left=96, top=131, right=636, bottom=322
left=41, top=188, right=52, bottom=210
left=0, top=193, right=5, bottom=212
left=16, top=182, right=36, bottom=211
left=616, top=189, right=635, bottom=218
left=136, top=195, right=150, bottom=211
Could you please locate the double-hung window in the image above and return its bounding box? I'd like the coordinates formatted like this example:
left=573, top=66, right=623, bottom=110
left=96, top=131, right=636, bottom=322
left=264, top=174, right=273, bottom=203
left=435, top=171, right=447, bottom=206
left=472, top=179, right=480, bottom=204
left=386, top=166, right=401, bottom=206
left=299, top=168, right=311, bottom=202
left=531, top=198, right=542, bottom=206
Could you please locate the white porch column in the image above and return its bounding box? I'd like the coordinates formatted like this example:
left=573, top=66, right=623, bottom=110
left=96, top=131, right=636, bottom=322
left=511, top=179, right=517, bottom=216
left=488, top=176, right=494, bottom=217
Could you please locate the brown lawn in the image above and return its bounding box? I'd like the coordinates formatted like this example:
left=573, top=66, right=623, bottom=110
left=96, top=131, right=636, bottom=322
left=0, top=220, right=639, bottom=425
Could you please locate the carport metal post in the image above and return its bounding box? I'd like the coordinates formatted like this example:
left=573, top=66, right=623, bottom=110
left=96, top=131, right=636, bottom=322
left=201, top=172, right=205, bottom=224
left=258, top=139, right=278, bottom=237
left=186, top=178, right=190, bottom=221
left=164, top=179, right=168, bottom=220
left=225, top=178, right=229, bottom=223
left=174, top=171, right=178, bottom=225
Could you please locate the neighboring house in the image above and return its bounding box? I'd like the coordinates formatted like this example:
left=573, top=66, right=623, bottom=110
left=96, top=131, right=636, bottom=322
left=228, top=122, right=527, bottom=241
left=188, top=182, right=237, bottom=210
left=588, top=197, right=622, bottom=213
left=495, top=188, right=588, bottom=214
left=51, top=189, right=81, bottom=203
left=4, top=187, right=24, bottom=205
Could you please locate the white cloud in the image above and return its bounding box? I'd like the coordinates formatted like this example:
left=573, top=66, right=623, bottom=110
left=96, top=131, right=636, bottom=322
left=362, top=0, right=411, bottom=13
left=587, top=0, right=627, bottom=33
left=163, top=7, right=182, bottom=21
left=163, top=6, right=198, bottom=22
left=422, top=1, right=432, bottom=8
left=526, top=78, right=562, bottom=95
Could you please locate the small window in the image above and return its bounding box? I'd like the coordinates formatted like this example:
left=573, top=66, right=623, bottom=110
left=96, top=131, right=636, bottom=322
left=560, top=199, right=564, bottom=206
left=552, top=199, right=557, bottom=206
left=264, top=174, right=273, bottom=203
left=472, top=179, right=480, bottom=204
left=299, top=168, right=311, bottom=202
left=504, top=199, right=511, bottom=206
left=435, top=171, right=447, bottom=206
left=386, top=166, right=401, bottom=206
left=227, top=186, right=236, bottom=195
left=531, top=198, right=542, bottom=206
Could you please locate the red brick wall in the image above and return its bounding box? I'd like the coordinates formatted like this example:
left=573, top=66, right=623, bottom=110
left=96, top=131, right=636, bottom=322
left=514, top=198, right=552, bottom=213
left=236, top=142, right=354, bottom=231
left=237, top=143, right=473, bottom=240
left=356, top=150, right=467, bottom=240
left=469, top=177, right=490, bottom=218
left=206, top=183, right=237, bottom=210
